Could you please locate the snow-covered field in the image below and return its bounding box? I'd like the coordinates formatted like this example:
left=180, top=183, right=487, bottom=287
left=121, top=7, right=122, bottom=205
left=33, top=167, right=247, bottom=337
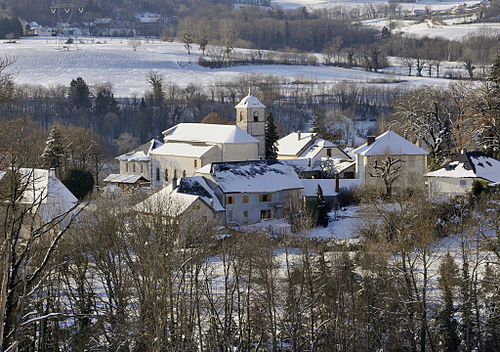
left=3, top=37, right=451, bottom=97
left=365, top=18, right=500, bottom=40
left=274, top=0, right=481, bottom=11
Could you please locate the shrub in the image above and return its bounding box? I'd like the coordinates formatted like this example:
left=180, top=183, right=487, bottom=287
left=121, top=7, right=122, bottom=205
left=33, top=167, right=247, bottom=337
left=61, top=169, right=94, bottom=200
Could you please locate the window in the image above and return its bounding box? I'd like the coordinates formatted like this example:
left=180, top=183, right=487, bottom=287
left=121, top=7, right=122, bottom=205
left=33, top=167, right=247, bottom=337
left=226, top=196, right=234, bottom=204
left=194, top=159, right=198, bottom=168
left=242, top=195, right=249, bottom=203
left=244, top=211, right=248, bottom=217
left=460, top=180, right=467, bottom=188
left=260, top=209, right=271, bottom=219
left=133, top=163, right=136, bottom=172
left=183, top=170, right=187, bottom=178
left=125, top=163, right=129, bottom=172
left=253, top=111, right=259, bottom=122
left=326, top=148, right=332, bottom=157
left=174, top=169, right=178, bottom=179
left=140, top=164, right=143, bottom=173
left=240, top=111, right=244, bottom=122
left=259, top=193, right=272, bottom=202
left=165, top=169, right=168, bottom=182
left=156, top=168, right=160, bottom=181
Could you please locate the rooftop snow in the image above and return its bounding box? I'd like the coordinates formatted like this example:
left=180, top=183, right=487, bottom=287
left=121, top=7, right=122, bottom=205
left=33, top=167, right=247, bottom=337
left=163, top=123, right=259, bottom=144
left=134, top=184, right=200, bottom=216
left=150, top=143, right=216, bottom=158
left=353, top=130, right=428, bottom=156
left=177, top=176, right=224, bottom=212
left=103, top=173, right=149, bottom=184
left=299, top=138, right=338, bottom=158
left=117, top=139, right=163, bottom=161
left=425, top=152, right=500, bottom=183
left=277, top=132, right=317, bottom=156
left=195, top=163, right=212, bottom=174
left=235, top=94, right=266, bottom=108
left=211, top=160, right=303, bottom=193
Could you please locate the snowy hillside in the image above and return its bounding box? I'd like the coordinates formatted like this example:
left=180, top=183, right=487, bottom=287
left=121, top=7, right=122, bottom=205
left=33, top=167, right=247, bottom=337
left=4, top=37, right=451, bottom=97
left=274, top=0, right=481, bottom=11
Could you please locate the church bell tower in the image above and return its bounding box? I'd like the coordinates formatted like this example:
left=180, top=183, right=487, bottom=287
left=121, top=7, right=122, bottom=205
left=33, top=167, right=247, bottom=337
left=235, top=93, right=266, bottom=157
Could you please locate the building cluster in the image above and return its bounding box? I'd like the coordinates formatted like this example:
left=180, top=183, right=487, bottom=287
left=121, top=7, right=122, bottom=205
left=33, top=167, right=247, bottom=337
left=100, top=94, right=500, bottom=229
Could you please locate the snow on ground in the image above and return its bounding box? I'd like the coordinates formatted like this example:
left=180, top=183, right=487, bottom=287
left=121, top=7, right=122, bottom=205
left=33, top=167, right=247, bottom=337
left=274, top=0, right=481, bottom=11
left=307, top=206, right=362, bottom=241
left=364, top=18, right=500, bottom=40
left=3, top=37, right=451, bottom=97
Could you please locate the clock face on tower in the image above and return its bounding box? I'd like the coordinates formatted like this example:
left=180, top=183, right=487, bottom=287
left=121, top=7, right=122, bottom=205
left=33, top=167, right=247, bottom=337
left=253, top=111, right=259, bottom=122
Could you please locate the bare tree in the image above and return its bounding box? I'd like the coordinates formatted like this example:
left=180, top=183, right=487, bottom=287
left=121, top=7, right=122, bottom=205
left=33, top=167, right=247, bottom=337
left=369, top=155, right=402, bottom=198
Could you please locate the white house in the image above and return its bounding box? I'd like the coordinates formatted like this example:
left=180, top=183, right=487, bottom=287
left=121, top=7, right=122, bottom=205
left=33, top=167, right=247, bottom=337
left=353, top=131, right=428, bottom=190
left=276, top=132, right=350, bottom=160
left=0, top=168, right=77, bottom=225
left=425, top=151, right=500, bottom=197
left=115, top=139, right=163, bottom=181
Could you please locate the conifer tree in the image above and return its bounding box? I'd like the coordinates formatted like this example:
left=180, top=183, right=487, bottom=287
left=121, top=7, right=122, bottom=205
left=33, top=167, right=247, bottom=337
left=265, top=111, right=278, bottom=159
left=437, top=253, right=460, bottom=352
left=316, top=185, right=329, bottom=227
left=41, top=125, right=65, bottom=175
left=69, top=77, right=91, bottom=110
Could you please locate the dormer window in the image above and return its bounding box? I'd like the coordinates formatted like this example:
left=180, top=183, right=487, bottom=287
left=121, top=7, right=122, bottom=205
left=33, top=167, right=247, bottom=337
left=253, top=111, right=259, bottom=122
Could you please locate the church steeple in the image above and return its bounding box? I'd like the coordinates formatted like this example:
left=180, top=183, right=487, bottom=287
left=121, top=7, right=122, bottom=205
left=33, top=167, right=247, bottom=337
left=235, top=93, right=266, bottom=157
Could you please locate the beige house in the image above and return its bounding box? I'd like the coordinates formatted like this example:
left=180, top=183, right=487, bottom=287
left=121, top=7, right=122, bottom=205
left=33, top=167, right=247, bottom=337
left=425, top=151, right=500, bottom=198
left=276, top=132, right=350, bottom=160
left=353, top=131, right=428, bottom=190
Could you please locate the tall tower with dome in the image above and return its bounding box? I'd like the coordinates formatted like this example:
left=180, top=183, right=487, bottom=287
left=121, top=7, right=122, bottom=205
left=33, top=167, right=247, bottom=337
left=235, top=93, right=266, bottom=157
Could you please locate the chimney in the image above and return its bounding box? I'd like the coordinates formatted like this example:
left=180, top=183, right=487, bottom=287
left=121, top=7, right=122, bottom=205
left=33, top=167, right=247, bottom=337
left=335, top=173, right=340, bottom=193
left=307, top=158, right=311, bottom=167
left=48, top=168, right=56, bottom=178
left=367, top=136, right=376, bottom=146
left=297, top=131, right=301, bottom=141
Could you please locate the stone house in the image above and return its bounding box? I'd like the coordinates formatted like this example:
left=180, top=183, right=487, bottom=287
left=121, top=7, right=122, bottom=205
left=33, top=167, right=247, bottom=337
left=353, top=131, right=428, bottom=191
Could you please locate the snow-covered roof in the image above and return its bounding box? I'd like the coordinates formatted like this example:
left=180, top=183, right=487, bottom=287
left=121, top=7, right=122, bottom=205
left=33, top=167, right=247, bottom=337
left=117, top=139, right=163, bottom=162
left=134, top=184, right=200, bottom=217
left=282, top=157, right=354, bottom=173
left=353, top=130, right=428, bottom=156
left=235, top=94, right=266, bottom=108
left=162, top=123, right=259, bottom=144
left=277, top=132, right=317, bottom=156
left=425, top=152, right=500, bottom=183
left=177, top=176, right=224, bottom=212
left=299, top=138, right=338, bottom=158
left=195, top=163, right=212, bottom=174
left=211, top=160, right=303, bottom=193
left=0, top=168, right=77, bottom=223
left=301, top=178, right=362, bottom=197
left=103, top=173, right=149, bottom=184
left=150, top=143, right=216, bottom=158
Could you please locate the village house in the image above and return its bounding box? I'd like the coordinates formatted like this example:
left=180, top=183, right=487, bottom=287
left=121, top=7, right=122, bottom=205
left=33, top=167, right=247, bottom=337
left=425, top=151, right=500, bottom=198
left=353, top=131, right=428, bottom=191
left=204, top=160, right=304, bottom=225
left=276, top=132, right=350, bottom=160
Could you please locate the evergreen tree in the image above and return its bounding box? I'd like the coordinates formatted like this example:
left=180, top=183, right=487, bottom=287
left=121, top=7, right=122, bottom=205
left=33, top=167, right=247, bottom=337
left=437, top=253, right=460, bottom=352
left=41, top=125, right=65, bottom=176
left=265, top=111, right=278, bottom=159
left=61, top=169, right=94, bottom=200
left=69, top=77, right=91, bottom=110
left=482, top=264, right=500, bottom=352
left=316, top=185, right=329, bottom=227
left=95, top=86, right=118, bottom=116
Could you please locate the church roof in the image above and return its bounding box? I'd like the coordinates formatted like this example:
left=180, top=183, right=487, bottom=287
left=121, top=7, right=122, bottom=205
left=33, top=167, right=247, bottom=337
left=150, top=143, right=216, bottom=158
left=162, top=123, right=258, bottom=144
left=235, top=94, right=266, bottom=108
left=353, top=130, right=428, bottom=156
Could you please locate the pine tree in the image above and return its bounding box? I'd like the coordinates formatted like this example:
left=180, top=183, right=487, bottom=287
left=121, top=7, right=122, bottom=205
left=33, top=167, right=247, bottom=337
left=437, top=253, right=460, bottom=352
left=316, top=185, right=329, bottom=227
left=69, top=77, right=91, bottom=110
left=41, top=125, right=65, bottom=175
left=265, top=112, right=278, bottom=159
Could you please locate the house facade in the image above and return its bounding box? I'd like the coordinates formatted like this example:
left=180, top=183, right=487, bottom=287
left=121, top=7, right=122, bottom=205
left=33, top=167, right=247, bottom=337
left=425, top=151, right=500, bottom=197
left=117, top=139, right=163, bottom=181
left=354, top=131, right=428, bottom=191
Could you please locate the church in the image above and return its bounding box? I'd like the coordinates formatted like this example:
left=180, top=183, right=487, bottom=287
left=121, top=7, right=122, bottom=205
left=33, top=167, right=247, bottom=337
left=109, top=93, right=267, bottom=189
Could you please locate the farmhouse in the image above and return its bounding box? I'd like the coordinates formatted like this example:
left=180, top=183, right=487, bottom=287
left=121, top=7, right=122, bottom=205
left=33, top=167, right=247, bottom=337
left=353, top=131, right=428, bottom=190
left=425, top=151, right=500, bottom=197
